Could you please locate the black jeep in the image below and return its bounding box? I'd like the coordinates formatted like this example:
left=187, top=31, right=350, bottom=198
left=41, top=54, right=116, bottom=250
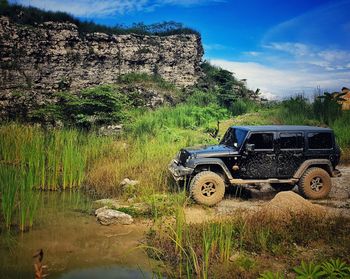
left=169, top=125, right=341, bottom=206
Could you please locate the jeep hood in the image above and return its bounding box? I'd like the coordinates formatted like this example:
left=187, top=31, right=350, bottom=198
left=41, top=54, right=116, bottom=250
left=183, top=144, right=237, bottom=158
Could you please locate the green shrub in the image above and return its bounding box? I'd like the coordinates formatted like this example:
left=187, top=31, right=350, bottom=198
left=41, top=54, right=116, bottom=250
left=230, top=98, right=259, bottom=116
left=30, top=85, right=129, bottom=129
left=277, top=95, right=315, bottom=125
left=1, top=3, right=199, bottom=36
left=118, top=72, right=177, bottom=91
left=126, top=104, right=229, bottom=139
left=186, top=90, right=218, bottom=106
left=332, top=111, right=350, bottom=147
left=321, top=259, right=350, bottom=278
left=313, top=92, right=343, bottom=125
left=293, top=261, right=325, bottom=278
left=196, top=61, right=258, bottom=110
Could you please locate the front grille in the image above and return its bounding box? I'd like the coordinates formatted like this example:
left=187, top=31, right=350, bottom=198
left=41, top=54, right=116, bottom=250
left=179, top=150, right=190, bottom=165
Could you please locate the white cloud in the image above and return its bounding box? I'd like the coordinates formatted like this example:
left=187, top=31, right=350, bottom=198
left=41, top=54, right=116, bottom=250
left=210, top=59, right=349, bottom=100
left=242, top=51, right=261, bottom=57
left=207, top=2, right=350, bottom=99
left=260, top=41, right=350, bottom=73
left=12, top=0, right=222, bottom=17
left=264, top=42, right=311, bottom=57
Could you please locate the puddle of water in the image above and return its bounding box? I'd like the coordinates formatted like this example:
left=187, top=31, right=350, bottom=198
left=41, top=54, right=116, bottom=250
left=0, top=192, right=157, bottom=279
left=57, top=266, right=153, bottom=279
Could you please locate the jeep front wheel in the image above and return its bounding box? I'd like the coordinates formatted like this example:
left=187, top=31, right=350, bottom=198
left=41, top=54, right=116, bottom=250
left=298, top=167, right=331, bottom=199
left=190, top=171, right=225, bottom=206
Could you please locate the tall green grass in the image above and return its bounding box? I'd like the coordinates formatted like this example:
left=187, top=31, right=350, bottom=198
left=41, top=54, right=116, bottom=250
left=0, top=104, right=228, bottom=229
left=276, top=95, right=350, bottom=161
left=86, top=104, right=229, bottom=197
left=0, top=124, right=112, bottom=231
left=126, top=104, right=229, bottom=139
left=149, top=211, right=350, bottom=278
left=0, top=124, right=112, bottom=190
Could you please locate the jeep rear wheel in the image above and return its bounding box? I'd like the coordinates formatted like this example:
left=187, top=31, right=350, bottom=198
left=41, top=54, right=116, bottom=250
left=190, top=171, right=225, bottom=206
left=298, top=167, right=331, bottom=199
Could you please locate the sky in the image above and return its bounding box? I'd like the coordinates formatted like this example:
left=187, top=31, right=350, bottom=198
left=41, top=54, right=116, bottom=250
left=10, top=0, right=350, bottom=99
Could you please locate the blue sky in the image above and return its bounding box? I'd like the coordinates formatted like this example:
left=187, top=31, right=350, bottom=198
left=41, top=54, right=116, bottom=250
left=10, top=0, right=350, bottom=99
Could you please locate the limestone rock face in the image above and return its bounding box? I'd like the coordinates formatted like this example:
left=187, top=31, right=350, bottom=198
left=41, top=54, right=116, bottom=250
left=0, top=16, right=203, bottom=117
left=0, top=16, right=203, bottom=92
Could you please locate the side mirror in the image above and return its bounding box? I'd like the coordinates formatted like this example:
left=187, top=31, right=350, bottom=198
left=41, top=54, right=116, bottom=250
left=246, top=143, right=255, bottom=152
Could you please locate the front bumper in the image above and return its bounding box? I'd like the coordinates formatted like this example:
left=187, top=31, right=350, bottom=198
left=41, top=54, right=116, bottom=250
left=168, top=160, right=194, bottom=181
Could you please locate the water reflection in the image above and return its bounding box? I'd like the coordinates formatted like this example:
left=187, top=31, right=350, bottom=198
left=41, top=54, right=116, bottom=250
left=58, top=266, right=153, bottom=279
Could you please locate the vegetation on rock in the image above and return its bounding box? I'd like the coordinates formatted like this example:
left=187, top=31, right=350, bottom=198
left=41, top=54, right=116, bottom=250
left=0, top=1, right=199, bottom=36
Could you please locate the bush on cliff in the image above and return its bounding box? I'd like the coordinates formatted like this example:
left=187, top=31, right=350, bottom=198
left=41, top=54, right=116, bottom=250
left=30, top=85, right=130, bottom=129
left=0, top=2, right=199, bottom=36
left=188, top=61, right=261, bottom=114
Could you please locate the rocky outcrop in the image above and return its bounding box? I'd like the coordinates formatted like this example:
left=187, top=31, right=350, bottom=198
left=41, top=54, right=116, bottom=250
left=0, top=16, right=203, bottom=118
left=0, top=16, right=203, bottom=92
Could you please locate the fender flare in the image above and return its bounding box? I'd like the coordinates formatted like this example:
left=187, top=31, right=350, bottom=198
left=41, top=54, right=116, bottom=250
left=293, top=159, right=333, bottom=178
left=187, top=158, right=233, bottom=180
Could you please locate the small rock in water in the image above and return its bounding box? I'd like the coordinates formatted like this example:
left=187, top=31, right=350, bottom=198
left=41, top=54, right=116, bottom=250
left=95, top=207, right=133, bottom=225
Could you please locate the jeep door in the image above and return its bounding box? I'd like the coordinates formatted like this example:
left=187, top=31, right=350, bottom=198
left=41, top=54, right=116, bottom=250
left=239, top=132, right=276, bottom=179
left=276, top=132, right=304, bottom=178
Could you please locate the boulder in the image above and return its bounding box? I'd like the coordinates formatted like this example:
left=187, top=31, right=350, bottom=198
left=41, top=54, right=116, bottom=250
left=120, top=178, right=139, bottom=187
left=95, top=206, right=109, bottom=216
left=95, top=207, right=133, bottom=225
left=120, top=178, right=140, bottom=196
left=93, top=199, right=121, bottom=209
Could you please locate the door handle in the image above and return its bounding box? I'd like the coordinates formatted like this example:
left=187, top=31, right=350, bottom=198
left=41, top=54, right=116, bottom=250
left=266, top=154, right=275, bottom=157
left=293, top=153, right=302, bottom=158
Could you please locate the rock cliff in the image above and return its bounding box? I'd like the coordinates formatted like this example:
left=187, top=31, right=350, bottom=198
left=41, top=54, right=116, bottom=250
left=0, top=16, right=203, bottom=94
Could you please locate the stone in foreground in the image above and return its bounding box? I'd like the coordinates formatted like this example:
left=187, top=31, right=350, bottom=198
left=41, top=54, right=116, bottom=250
left=95, top=207, right=133, bottom=225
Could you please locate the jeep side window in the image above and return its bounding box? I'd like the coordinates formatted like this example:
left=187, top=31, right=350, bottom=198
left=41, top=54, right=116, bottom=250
left=308, top=132, right=332, bottom=149
left=279, top=133, right=303, bottom=149
left=247, top=133, right=273, bottom=150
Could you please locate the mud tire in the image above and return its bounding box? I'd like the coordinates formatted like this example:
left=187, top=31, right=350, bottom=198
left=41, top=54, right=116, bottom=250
left=271, top=183, right=295, bottom=192
left=298, top=167, right=331, bottom=199
left=190, top=171, right=225, bottom=206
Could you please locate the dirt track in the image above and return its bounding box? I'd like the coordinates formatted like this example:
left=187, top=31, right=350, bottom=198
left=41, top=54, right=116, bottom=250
left=185, top=165, right=350, bottom=223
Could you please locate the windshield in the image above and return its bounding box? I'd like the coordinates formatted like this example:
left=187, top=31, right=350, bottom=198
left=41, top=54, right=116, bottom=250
left=220, top=128, right=247, bottom=148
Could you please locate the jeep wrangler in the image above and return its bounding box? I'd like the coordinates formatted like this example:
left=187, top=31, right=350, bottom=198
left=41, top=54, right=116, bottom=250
left=169, top=125, right=342, bottom=206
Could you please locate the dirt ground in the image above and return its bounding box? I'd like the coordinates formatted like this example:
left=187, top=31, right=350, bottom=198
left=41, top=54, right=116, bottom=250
left=185, top=165, right=350, bottom=223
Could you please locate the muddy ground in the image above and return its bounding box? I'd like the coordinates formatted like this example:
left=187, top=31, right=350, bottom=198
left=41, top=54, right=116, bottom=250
left=185, top=165, right=350, bottom=223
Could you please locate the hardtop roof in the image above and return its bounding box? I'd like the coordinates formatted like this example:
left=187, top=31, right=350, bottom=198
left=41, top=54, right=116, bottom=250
left=231, top=125, right=333, bottom=132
